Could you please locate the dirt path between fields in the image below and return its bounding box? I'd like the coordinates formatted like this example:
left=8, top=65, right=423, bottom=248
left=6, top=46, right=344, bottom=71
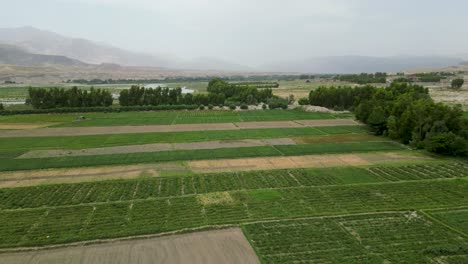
left=17, top=138, right=296, bottom=159
left=0, top=228, right=259, bottom=264
left=0, top=123, right=60, bottom=130
left=0, top=119, right=359, bottom=138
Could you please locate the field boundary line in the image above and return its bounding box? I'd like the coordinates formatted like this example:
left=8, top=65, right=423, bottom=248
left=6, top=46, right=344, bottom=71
left=420, top=209, right=468, bottom=238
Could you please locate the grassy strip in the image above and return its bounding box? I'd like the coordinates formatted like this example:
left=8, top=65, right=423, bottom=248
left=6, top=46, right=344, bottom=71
left=1, top=163, right=466, bottom=210
left=242, top=212, right=468, bottom=263
left=0, top=109, right=351, bottom=127
left=0, top=180, right=466, bottom=248
left=0, top=126, right=367, bottom=151
left=0, top=142, right=403, bottom=171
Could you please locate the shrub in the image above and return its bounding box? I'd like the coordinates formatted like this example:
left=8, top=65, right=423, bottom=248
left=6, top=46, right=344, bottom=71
left=240, top=104, right=248, bottom=110
left=229, top=104, right=236, bottom=110
left=298, top=97, right=309, bottom=105
left=208, top=104, right=213, bottom=110
left=267, top=97, right=288, bottom=109
left=199, top=104, right=205, bottom=110
left=262, top=104, right=267, bottom=109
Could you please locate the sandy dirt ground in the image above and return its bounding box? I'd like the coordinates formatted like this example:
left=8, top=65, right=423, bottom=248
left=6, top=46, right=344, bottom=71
left=18, top=138, right=296, bottom=159
left=0, top=163, right=186, bottom=188
left=0, top=119, right=358, bottom=138
left=0, top=228, right=259, bottom=264
left=188, top=152, right=432, bottom=173
left=0, top=123, right=59, bottom=130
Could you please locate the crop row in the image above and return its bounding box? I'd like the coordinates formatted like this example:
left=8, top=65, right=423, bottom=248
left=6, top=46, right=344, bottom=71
left=368, top=162, right=468, bottom=181
left=0, top=141, right=403, bottom=171
left=2, top=163, right=467, bottom=210
left=243, top=212, right=468, bottom=263
left=0, top=180, right=466, bottom=248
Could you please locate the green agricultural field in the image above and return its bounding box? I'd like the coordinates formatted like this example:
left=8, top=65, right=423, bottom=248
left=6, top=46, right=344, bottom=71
left=0, top=125, right=367, bottom=151
left=0, top=103, right=466, bottom=263
left=0, top=179, right=466, bottom=248
left=243, top=212, right=468, bottom=263
left=427, top=208, right=468, bottom=234
left=0, top=141, right=404, bottom=171
left=0, top=109, right=351, bottom=126
left=1, top=163, right=466, bottom=210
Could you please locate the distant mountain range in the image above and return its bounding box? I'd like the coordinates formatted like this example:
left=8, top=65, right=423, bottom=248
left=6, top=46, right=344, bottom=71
left=0, top=26, right=464, bottom=73
left=0, top=44, right=86, bottom=66
left=0, top=26, right=250, bottom=71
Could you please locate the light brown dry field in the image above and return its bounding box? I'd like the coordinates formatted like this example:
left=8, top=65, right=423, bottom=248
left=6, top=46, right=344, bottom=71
left=0, top=228, right=259, bottom=264
left=188, top=152, right=433, bottom=173
left=429, top=87, right=468, bottom=110
left=0, top=163, right=186, bottom=188
left=17, top=138, right=296, bottom=159
left=0, top=119, right=359, bottom=138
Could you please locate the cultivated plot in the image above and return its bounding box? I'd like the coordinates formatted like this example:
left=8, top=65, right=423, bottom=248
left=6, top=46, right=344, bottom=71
left=243, top=212, right=468, bottom=263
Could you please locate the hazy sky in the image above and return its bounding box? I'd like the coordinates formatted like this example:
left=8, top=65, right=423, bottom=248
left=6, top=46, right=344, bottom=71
left=2, top=0, right=468, bottom=66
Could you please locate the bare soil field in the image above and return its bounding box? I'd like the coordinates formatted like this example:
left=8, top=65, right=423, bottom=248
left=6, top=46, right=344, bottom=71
left=0, top=163, right=186, bottom=188
left=0, top=228, right=259, bottom=264
left=0, top=119, right=357, bottom=138
left=188, top=152, right=433, bottom=173
left=18, top=138, right=296, bottom=159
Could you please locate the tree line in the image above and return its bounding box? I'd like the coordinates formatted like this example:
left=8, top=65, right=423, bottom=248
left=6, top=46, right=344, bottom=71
left=119, top=79, right=274, bottom=107
left=119, top=86, right=226, bottom=106
left=334, top=72, right=387, bottom=84
left=27, top=87, right=113, bottom=109
left=309, top=82, right=468, bottom=156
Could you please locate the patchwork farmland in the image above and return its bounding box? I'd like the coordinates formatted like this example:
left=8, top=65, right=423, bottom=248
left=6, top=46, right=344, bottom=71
left=0, top=109, right=467, bottom=263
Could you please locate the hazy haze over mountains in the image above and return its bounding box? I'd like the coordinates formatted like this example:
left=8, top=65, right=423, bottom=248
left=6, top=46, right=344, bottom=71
left=2, top=0, right=467, bottom=74
left=0, top=26, right=463, bottom=74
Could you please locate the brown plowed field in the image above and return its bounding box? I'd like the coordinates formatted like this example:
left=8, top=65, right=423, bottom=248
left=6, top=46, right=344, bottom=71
left=0, top=163, right=186, bottom=188
left=0, top=228, right=259, bottom=264
left=188, top=152, right=432, bottom=173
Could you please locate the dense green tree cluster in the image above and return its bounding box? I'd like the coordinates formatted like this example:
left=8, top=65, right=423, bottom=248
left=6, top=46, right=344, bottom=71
left=27, top=87, right=113, bottom=109
left=207, top=78, right=273, bottom=104
left=335, top=72, right=387, bottom=84
left=119, top=86, right=225, bottom=106
left=451, top=78, right=464, bottom=89
left=309, top=85, right=375, bottom=110
left=309, top=82, right=468, bottom=156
